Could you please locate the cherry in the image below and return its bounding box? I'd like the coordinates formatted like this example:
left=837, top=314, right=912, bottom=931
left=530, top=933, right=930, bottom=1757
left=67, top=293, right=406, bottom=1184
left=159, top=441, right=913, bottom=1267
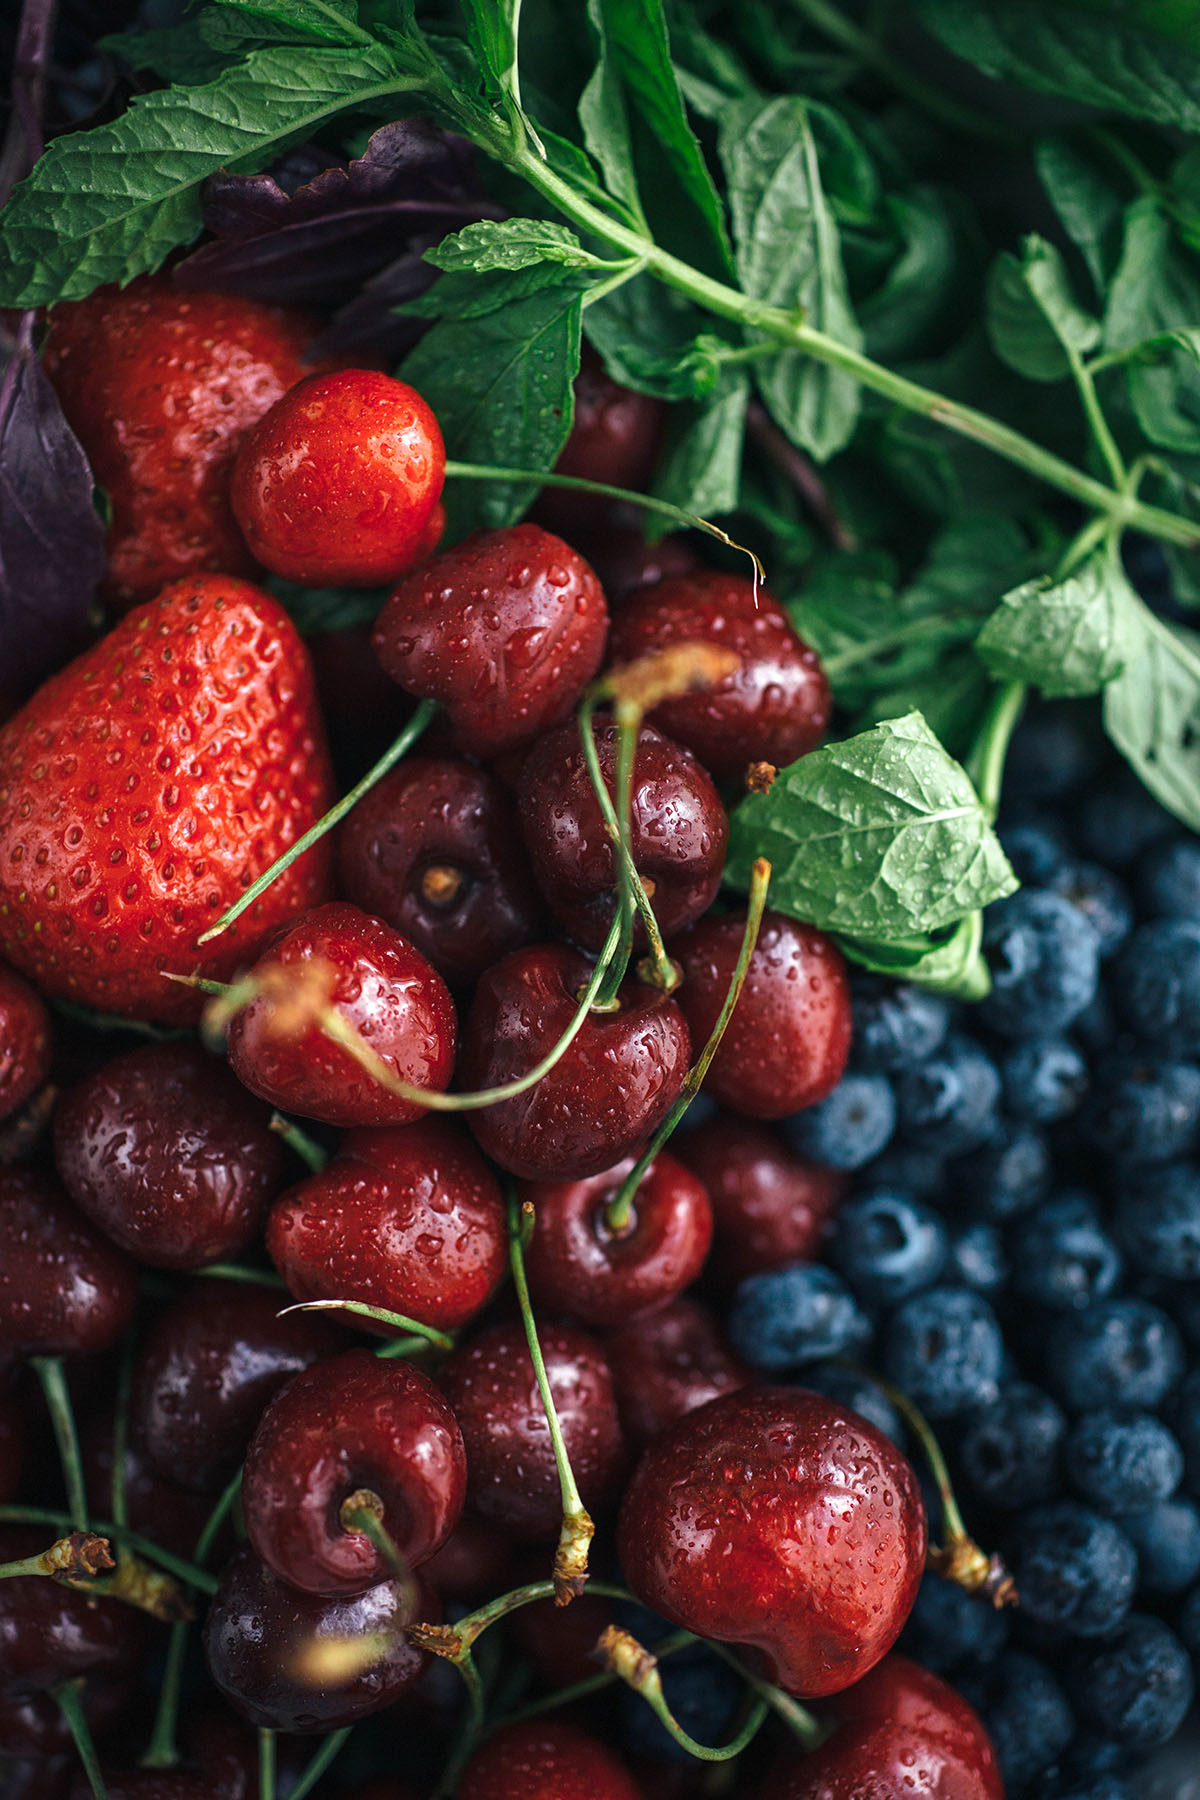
left=674, top=1114, right=844, bottom=1283
left=616, top=1386, right=927, bottom=1698
left=226, top=901, right=457, bottom=1127
left=536, top=344, right=667, bottom=534
left=83, top=1410, right=217, bottom=1561
left=573, top=522, right=699, bottom=606
left=0, top=1169, right=137, bottom=1357
left=672, top=911, right=851, bottom=1120
left=607, top=571, right=831, bottom=777
left=372, top=524, right=610, bottom=759
left=204, top=1543, right=434, bottom=1732
left=440, top=1320, right=626, bottom=1538
left=242, top=1347, right=466, bottom=1595
left=419, top=1513, right=516, bottom=1604
left=0, top=960, right=51, bottom=1124
left=460, top=1719, right=646, bottom=1800
left=335, top=755, right=544, bottom=986
left=517, top=718, right=728, bottom=952
left=266, top=1118, right=507, bottom=1335
left=604, top=1296, right=750, bottom=1448
left=130, top=1278, right=342, bottom=1494
left=510, top=1589, right=617, bottom=1689
left=459, top=944, right=691, bottom=1181
left=53, top=1041, right=286, bottom=1270
left=521, top=1153, right=713, bottom=1327
left=230, top=369, right=445, bottom=586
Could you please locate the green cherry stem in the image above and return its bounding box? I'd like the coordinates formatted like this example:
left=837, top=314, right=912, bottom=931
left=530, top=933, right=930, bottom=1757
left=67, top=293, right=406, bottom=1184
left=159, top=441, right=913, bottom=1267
left=598, top=1625, right=770, bottom=1762
left=288, top=1727, right=354, bottom=1800
left=110, top=1334, right=135, bottom=1532
left=32, top=1357, right=88, bottom=1533
left=268, top=1111, right=329, bottom=1172
left=0, top=1532, right=114, bottom=1583
left=410, top=1578, right=635, bottom=1661
left=54, top=1678, right=109, bottom=1800
left=278, top=1297, right=455, bottom=1353
left=502, top=1629, right=697, bottom=1726
left=339, top=1488, right=419, bottom=1616
left=257, top=1728, right=276, bottom=1800
left=703, top=1641, right=825, bottom=1748
left=196, top=1262, right=288, bottom=1289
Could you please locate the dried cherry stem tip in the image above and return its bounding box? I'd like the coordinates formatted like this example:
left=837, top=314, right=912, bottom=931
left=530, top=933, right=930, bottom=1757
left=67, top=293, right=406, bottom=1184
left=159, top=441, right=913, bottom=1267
left=420, top=863, right=466, bottom=906
left=595, top=1625, right=771, bottom=1762
left=0, top=1532, right=114, bottom=1582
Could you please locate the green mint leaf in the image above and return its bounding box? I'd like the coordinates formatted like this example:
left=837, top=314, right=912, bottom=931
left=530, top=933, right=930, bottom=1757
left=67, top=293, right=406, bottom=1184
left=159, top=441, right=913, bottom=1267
left=986, top=235, right=1100, bottom=382
left=1104, top=199, right=1200, bottom=453
left=101, top=22, right=240, bottom=83
left=838, top=915, right=990, bottom=1001
left=1105, top=609, right=1200, bottom=832
left=0, top=42, right=405, bottom=308
left=267, top=578, right=387, bottom=635
left=724, top=712, right=1017, bottom=941
left=1035, top=137, right=1125, bottom=299
left=584, top=271, right=721, bottom=400
left=860, top=188, right=963, bottom=362
left=203, top=0, right=374, bottom=47
left=719, top=96, right=862, bottom=461
left=650, top=370, right=749, bottom=522
left=428, top=219, right=596, bottom=273
left=403, top=263, right=580, bottom=320
left=578, top=0, right=645, bottom=224
left=976, top=550, right=1146, bottom=697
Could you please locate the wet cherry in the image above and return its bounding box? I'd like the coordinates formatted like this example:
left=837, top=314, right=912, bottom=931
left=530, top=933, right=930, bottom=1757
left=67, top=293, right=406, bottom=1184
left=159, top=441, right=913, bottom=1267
left=603, top=1295, right=750, bottom=1448
left=536, top=344, right=667, bottom=535
left=460, top=1718, right=646, bottom=1800
left=0, top=960, right=51, bottom=1124
left=674, top=1113, right=845, bottom=1283
left=0, top=1169, right=137, bottom=1357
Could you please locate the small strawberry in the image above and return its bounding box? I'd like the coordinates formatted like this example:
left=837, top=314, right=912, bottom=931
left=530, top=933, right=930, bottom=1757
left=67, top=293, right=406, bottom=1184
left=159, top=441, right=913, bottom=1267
left=0, top=575, right=333, bottom=1023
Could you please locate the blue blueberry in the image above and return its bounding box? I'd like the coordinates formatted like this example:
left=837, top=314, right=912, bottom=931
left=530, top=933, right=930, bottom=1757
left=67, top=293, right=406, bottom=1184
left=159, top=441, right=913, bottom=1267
left=1072, top=983, right=1119, bottom=1057
left=1049, top=1778, right=1132, bottom=1800
left=1173, top=1284, right=1200, bottom=1350
left=799, top=1360, right=906, bottom=1447
left=1119, top=1496, right=1200, bottom=1592
left=1181, top=1584, right=1200, bottom=1658
left=1176, top=1367, right=1200, bottom=1495
left=617, top=1648, right=742, bottom=1764
left=954, top=1121, right=1050, bottom=1222
left=781, top=1072, right=896, bottom=1170
left=1115, top=1164, right=1200, bottom=1280
left=847, top=977, right=950, bottom=1072
left=1081, top=1053, right=1200, bottom=1165
left=981, top=890, right=1102, bottom=1039
left=882, top=1286, right=1003, bottom=1419
left=1001, top=1036, right=1088, bottom=1124
left=1113, top=919, right=1200, bottom=1056
left=893, top=1033, right=1001, bottom=1156
left=1005, top=1500, right=1137, bottom=1636
left=998, top=817, right=1072, bottom=885
left=944, top=1221, right=1008, bottom=1295
left=1047, top=1298, right=1184, bottom=1412
left=865, top=1143, right=947, bottom=1197
left=1065, top=1615, right=1194, bottom=1749
left=1046, top=861, right=1132, bottom=960
left=726, top=1263, right=870, bottom=1371
left=1010, top=1193, right=1124, bottom=1312
left=1066, top=1410, right=1183, bottom=1514
left=1139, top=835, right=1200, bottom=921
left=899, top=1571, right=1009, bottom=1674
left=829, top=1189, right=946, bottom=1305
left=1077, top=771, right=1175, bottom=870
left=958, top=1650, right=1074, bottom=1791
left=959, top=1383, right=1066, bottom=1508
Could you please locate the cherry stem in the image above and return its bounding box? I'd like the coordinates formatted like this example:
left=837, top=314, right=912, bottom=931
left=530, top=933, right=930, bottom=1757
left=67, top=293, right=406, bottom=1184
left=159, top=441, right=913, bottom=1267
left=410, top=1577, right=635, bottom=1660
left=278, top=1297, right=454, bottom=1353
left=257, top=1729, right=275, bottom=1800
left=288, top=1727, right=353, bottom=1800
left=268, top=1111, right=328, bottom=1172
left=339, top=1489, right=419, bottom=1616
left=197, top=1262, right=288, bottom=1289
left=54, top=1677, right=109, bottom=1800
left=32, top=1356, right=88, bottom=1533
left=605, top=855, right=770, bottom=1234
left=703, top=1642, right=824, bottom=1748
left=597, top=1624, right=770, bottom=1762
left=503, top=1628, right=696, bottom=1725
left=0, top=1532, right=114, bottom=1583
left=110, top=1335, right=135, bottom=1532
left=0, top=1504, right=219, bottom=1596
left=374, top=1332, right=436, bottom=1360
left=196, top=698, right=438, bottom=946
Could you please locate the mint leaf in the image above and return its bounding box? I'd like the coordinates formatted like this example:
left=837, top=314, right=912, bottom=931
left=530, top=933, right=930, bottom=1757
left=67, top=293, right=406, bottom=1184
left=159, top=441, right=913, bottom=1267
left=838, top=915, right=989, bottom=1000
left=0, top=42, right=407, bottom=308
left=650, top=369, right=749, bottom=520
left=860, top=188, right=962, bottom=362
left=1105, top=199, right=1200, bottom=453
left=403, top=263, right=579, bottom=319
left=584, top=271, right=720, bottom=400
left=1105, top=610, right=1200, bottom=832
left=103, top=21, right=240, bottom=83
left=725, top=712, right=1017, bottom=941
left=579, top=0, right=645, bottom=224
left=977, top=551, right=1146, bottom=697
left=204, top=0, right=374, bottom=47
left=1035, top=137, right=1125, bottom=299
left=459, top=0, right=518, bottom=94
left=986, top=236, right=1100, bottom=382
left=429, top=219, right=597, bottom=273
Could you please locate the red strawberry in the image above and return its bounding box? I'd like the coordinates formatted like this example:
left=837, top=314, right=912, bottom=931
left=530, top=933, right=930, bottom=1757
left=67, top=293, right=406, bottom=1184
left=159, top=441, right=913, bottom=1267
left=0, top=575, right=333, bottom=1023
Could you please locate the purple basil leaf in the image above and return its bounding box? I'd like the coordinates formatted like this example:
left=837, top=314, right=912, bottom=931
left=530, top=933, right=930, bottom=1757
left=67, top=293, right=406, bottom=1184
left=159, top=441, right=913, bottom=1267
left=0, top=320, right=104, bottom=695
left=306, top=249, right=440, bottom=362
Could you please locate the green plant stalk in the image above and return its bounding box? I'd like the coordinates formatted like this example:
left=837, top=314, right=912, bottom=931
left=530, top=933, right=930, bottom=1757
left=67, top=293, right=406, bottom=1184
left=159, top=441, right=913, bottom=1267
left=279, top=1297, right=454, bottom=1352
left=501, top=1629, right=697, bottom=1725
left=110, top=1337, right=134, bottom=1532
left=703, top=1642, right=824, bottom=1748
left=288, top=1729, right=353, bottom=1800
left=268, top=1112, right=328, bottom=1172
left=196, top=1262, right=288, bottom=1288
left=55, top=1679, right=109, bottom=1800
left=600, top=1625, right=770, bottom=1761
left=1068, top=345, right=1127, bottom=489
left=258, top=1729, right=275, bottom=1800
left=0, top=1504, right=219, bottom=1595
left=576, top=691, right=675, bottom=990
left=32, top=1358, right=88, bottom=1533
left=964, top=681, right=1027, bottom=821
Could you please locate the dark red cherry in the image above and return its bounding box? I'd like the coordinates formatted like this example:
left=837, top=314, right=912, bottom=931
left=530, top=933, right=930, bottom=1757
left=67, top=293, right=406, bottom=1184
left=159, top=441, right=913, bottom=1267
left=242, top=1347, right=466, bottom=1594
left=226, top=901, right=457, bottom=1127
left=372, top=524, right=609, bottom=759
left=66, top=1710, right=258, bottom=1800
left=459, top=944, right=690, bottom=1181
left=83, top=1410, right=216, bottom=1560
left=674, top=1113, right=844, bottom=1283
left=511, top=1589, right=617, bottom=1689
left=572, top=523, right=699, bottom=606
left=440, top=1321, right=626, bottom=1538
left=536, top=345, right=667, bottom=535
left=0, top=960, right=51, bottom=1124
left=130, top=1278, right=342, bottom=1494
left=204, top=1543, right=434, bottom=1732
left=517, top=718, right=728, bottom=952
left=53, top=1041, right=285, bottom=1270
left=604, top=1296, right=750, bottom=1448
left=419, top=1512, right=516, bottom=1604
left=335, top=755, right=544, bottom=986
left=0, top=1389, right=26, bottom=1503
left=672, top=912, right=851, bottom=1119
left=0, top=1169, right=137, bottom=1357
left=616, top=1386, right=927, bottom=1698
left=266, top=1118, right=506, bottom=1335
left=607, top=571, right=830, bottom=777
left=522, top=1153, right=712, bottom=1326
left=460, top=1719, right=645, bottom=1800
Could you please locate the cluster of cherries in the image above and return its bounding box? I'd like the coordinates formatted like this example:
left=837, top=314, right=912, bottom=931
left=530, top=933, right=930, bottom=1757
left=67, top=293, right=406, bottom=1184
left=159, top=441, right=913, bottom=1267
left=0, top=278, right=1006, bottom=1799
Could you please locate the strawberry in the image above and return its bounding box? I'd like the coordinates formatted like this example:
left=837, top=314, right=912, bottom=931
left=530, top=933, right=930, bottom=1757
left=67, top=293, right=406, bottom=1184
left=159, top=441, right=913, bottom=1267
left=0, top=575, right=333, bottom=1023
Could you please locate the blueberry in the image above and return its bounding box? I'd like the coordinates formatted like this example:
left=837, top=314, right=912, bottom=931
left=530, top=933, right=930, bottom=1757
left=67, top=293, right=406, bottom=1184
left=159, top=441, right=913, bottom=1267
left=1065, top=1615, right=1194, bottom=1749
left=618, top=1649, right=742, bottom=1764
left=799, top=1360, right=906, bottom=1447
left=959, top=1383, right=1066, bottom=1508
left=1120, top=1496, right=1200, bottom=1592
left=1081, top=1053, right=1200, bottom=1165
left=899, top=1571, right=1009, bottom=1674
left=944, top=1221, right=1008, bottom=1295
left=847, top=977, right=950, bottom=1072
left=1073, top=983, right=1119, bottom=1057
left=954, top=1121, right=1051, bottom=1222
left=865, top=1143, right=947, bottom=1197
left=1173, top=1285, right=1200, bottom=1350
left=998, top=817, right=1072, bottom=886
left=829, top=1188, right=946, bottom=1305
left=1005, top=705, right=1100, bottom=800
left=1046, top=861, right=1133, bottom=960
left=1181, top=1584, right=1200, bottom=1658
left=1005, top=1500, right=1137, bottom=1636
left=1047, top=1298, right=1184, bottom=1413
left=1010, top=1193, right=1124, bottom=1312
left=1176, top=1367, right=1200, bottom=1495
left=1050, top=1778, right=1133, bottom=1800
left=781, top=1072, right=896, bottom=1170
left=1113, top=919, right=1200, bottom=1055
left=981, top=891, right=1101, bottom=1038
left=1139, top=835, right=1200, bottom=921
left=1001, top=1036, right=1088, bottom=1124
left=1077, top=772, right=1175, bottom=870
left=1066, top=1410, right=1183, bottom=1515
left=882, top=1286, right=1003, bottom=1419
left=958, top=1649, right=1074, bottom=1791
left=893, top=1033, right=1001, bottom=1156
left=1115, top=1164, right=1200, bottom=1279
left=726, top=1264, right=870, bottom=1371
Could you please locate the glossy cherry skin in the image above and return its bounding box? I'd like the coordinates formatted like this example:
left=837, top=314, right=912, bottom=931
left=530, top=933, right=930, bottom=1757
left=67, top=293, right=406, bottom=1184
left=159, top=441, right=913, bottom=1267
left=0, top=960, right=51, bottom=1124
left=675, top=1114, right=845, bottom=1283
left=204, top=1543, right=435, bottom=1732
left=231, top=369, right=445, bottom=586
left=65, top=1712, right=258, bottom=1800
left=242, top=1348, right=466, bottom=1594
left=460, top=1719, right=645, bottom=1800
left=130, top=1278, right=342, bottom=1493
left=517, top=718, right=728, bottom=952
left=267, top=1118, right=506, bottom=1335
left=604, top=1295, right=750, bottom=1448
left=53, top=1041, right=285, bottom=1270
left=761, top=1655, right=1004, bottom=1800
left=336, top=755, right=544, bottom=986
left=440, top=1321, right=626, bottom=1538
left=537, top=345, right=667, bottom=535
left=672, top=912, right=851, bottom=1120
left=226, top=902, right=457, bottom=1127
left=607, top=571, right=830, bottom=778
left=419, top=1512, right=517, bottom=1604
left=511, top=1589, right=616, bottom=1690
left=372, top=524, right=609, bottom=759
left=0, top=1169, right=137, bottom=1356
left=522, top=1153, right=712, bottom=1327
left=459, top=944, right=691, bottom=1181
left=617, top=1386, right=927, bottom=1699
